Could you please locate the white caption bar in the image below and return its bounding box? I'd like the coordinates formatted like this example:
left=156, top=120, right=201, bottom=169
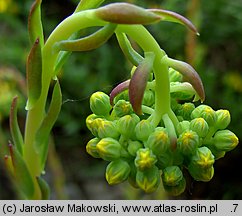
left=0, top=200, right=241, bottom=216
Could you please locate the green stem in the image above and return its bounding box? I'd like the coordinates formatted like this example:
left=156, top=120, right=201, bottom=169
left=116, top=25, right=172, bottom=127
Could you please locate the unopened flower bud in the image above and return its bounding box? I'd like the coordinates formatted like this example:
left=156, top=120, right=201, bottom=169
left=145, top=127, right=170, bottom=156
left=169, top=68, right=183, bottom=82
left=142, top=90, right=155, bottom=107
left=177, top=102, right=195, bottom=120
left=135, top=148, right=157, bottom=171
left=111, top=99, right=132, bottom=117
left=127, top=140, right=143, bottom=157
left=190, top=118, right=209, bottom=138
left=86, top=114, right=101, bottom=137
left=188, top=163, right=214, bottom=182
left=136, top=166, right=160, bottom=193
left=177, top=121, right=190, bottom=135
left=90, top=91, right=112, bottom=116
left=162, top=166, right=183, bottom=187
left=191, top=105, right=217, bottom=126
left=163, top=177, right=186, bottom=196
left=177, top=130, right=200, bottom=155
left=96, top=138, right=121, bottom=161
left=190, top=147, right=214, bottom=169
left=156, top=152, right=173, bottom=169
left=117, top=114, right=140, bottom=138
left=113, top=90, right=129, bottom=104
left=135, top=120, right=155, bottom=142
left=97, top=119, right=120, bottom=139
left=105, top=159, right=131, bottom=185
left=86, top=138, right=100, bottom=158
left=215, top=109, right=231, bottom=130
left=214, top=130, right=239, bottom=152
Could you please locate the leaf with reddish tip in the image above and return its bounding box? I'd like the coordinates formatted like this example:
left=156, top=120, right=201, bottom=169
left=54, top=23, right=117, bottom=52
left=110, top=80, right=130, bottom=106
left=129, top=52, right=155, bottom=115
left=26, top=38, right=42, bottom=110
left=95, top=3, right=161, bottom=24
left=8, top=143, right=35, bottom=199
left=75, top=0, right=105, bottom=12
left=4, top=155, right=14, bottom=176
left=166, top=57, right=205, bottom=102
left=116, top=32, right=143, bottom=66
left=28, top=0, right=44, bottom=46
left=148, top=9, right=199, bottom=35
left=34, top=80, right=62, bottom=170
left=9, top=96, right=24, bottom=155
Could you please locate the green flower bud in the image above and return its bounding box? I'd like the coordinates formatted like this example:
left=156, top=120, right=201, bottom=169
left=163, top=177, right=186, bottom=196
left=177, top=130, right=200, bottom=155
left=177, top=120, right=190, bottom=135
left=177, top=102, right=195, bottom=120
left=117, top=114, right=140, bottom=138
left=86, top=114, right=101, bottom=137
left=170, top=82, right=196, bottom=101
left=111, top=99, right=132, bottom=117
left=162, top=166, right=183, bottom=187
left=214, top=130, right=239, bottom=152
left=190, top=147, right=214, bottom=169
left=142, top=90, right=155, bottom=107
left=86, top=137, right=100, bottom=158
left=215, top=109, right=231, bottom=130
left=97, top=119, right=120, bottom=139
left=128, top=162, right=139, bottom=188
left=90, top=91, right=112, bottom=116
left=145, top=127, right=170, bottom=156
left=113, top=90, right=129, bottom=104
left=136, top=166, right=160, bottom=193
left=208, top=146, right=226, bottom=160
left=135, top=120, right=155, bottom=142
left=191, top=105, right=217, bottom=126
left=135, top=148, right=157, bottom=171
left=188, top=164, right=214, bottom=182
left=190, top=118, right=209, bottom=138
left=105, top=159, right=131, bottom=185
left=156, top=152, right=173, bottom=169
left=127, top=140, right=143, bottom=157
left=96, top=138, right=121, bottom=161
left=169, top=68, right=183, bottom=82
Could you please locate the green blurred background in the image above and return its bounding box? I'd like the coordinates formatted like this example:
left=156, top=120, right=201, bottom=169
left=0, top=0, right=242, bottom=199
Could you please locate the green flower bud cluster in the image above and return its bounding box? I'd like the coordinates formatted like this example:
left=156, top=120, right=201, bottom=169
left=86, top=79, right=239, bottom=196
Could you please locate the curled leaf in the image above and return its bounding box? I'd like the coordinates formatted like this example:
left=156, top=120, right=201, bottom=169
left=148, top=9, right=199, bottom=35
left=129, top=52, right=155, bottom=115
left=116, top=32, right=143, bottom=66
left=165, top=56, right=205, bottom=102
left=54, top=23, right=117, bottom=52
left=34, top=80, right=62, bottom=170
left=95, top=3, right=161, bottom=24
left=110, top=80, right=130, bottom=106
left=28, top=0, right=44, bottom=46
left=9, top=96, right=24, bottom=155
left=75, top=0, right=105, bottom=12
left=8, top=143, right=34, bottom=199
left=26, top=38, right=42, bottom=110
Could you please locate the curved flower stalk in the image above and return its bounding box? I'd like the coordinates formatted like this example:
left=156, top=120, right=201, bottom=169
left=2, top=0, right=239, bottom=199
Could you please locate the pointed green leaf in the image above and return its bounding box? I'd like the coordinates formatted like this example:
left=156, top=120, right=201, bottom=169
left=9, top=96, right=24, bottom=155
left=4, top=155, right=14, bottom=176
left=26, top=38, right=42, bottom=110
left=116, top=32, right=143, bottom=66
left=129, top=52, right=155, bottom=115
left=36, top=176, right=50, bottom=200
left=34, top=80, right=62, bottom=169
left=110, top=80, right=130, bottom=106
left=54, top=23, right=117, bottom=52
left=166, top=57, right=205, bottom=102
left=95, top=3, right=161, bottom=24
left=75, top=0, right=105, bottom=12
left=148, top=9, right=199, bottom=35
left=8, top=143, right=34, bottom=199
left=28, top=0, right=44, bottom=46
